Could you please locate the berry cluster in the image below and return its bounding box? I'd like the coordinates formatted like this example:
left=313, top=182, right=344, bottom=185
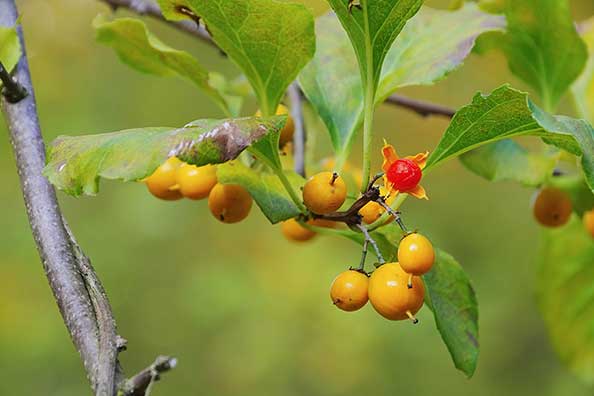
left=330, top=233, right=435, bottom=323
left=144, top=157, right=253, bottom=223
left=143, top=105, right=296, bottom=224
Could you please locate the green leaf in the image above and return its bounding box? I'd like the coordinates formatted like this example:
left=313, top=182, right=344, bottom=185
left=571, top=18, right=594, bottom=124
left=298, top=5, right=503, bottom=157
left=93, top=16, right=234, bottom=116
left=426, top=85, right=594, bottom=193
left=424, top=249, right=479, bottom=378
left=376, top=3, right=506, bottom=102
left=217, top=162, right=304, bottom=224
left=501, top=0, right=587, bottom=111
left=537, top=217, right=594, bottom=383
left=297, top=13, right=363, bottom=155
left=530, top=103, right=594, bottom=193
left=157, top=0, right=315, bottom=116
left=326, top=0, right=422, bottom=93
left=459, top=140, right=556, bottom=186
left=44, top=116, right=285, bottom=196
left=0, top=25, right=20, bottom=78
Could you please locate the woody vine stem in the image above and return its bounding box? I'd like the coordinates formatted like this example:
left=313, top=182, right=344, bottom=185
left=0, top=1, right=175, bottom=395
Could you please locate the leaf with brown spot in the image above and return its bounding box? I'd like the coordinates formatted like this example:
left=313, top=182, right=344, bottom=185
left=44, top=116, right=286, bottom=196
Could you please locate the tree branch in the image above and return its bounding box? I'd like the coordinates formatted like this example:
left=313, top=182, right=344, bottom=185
left=121, top=356, right=177, bottom=396
left=98, top=0, right=216, bottom=48
left=385, top=94, right=455, bottom=118
left=0, top=1, right=121, bottom=394
left=288, top=82, right=306, bottom=177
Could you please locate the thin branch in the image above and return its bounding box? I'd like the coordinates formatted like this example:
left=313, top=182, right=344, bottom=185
left=356, top=224, right=385, bottom=264
left=122, top=356, right=178, bottom=396
left=0, top=61, right=27, bottom=102
left=385, top=94, right=456, bottom=118
left=288, top=82, right=306, bottom=177
left=0, top=2, right=120, bottom=394
left=98, top=0, right=216, bottom=48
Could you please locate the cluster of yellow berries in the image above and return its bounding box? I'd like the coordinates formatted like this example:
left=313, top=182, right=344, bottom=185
left=532, top=187, right=594, bottom=237
left=144, top=157, right=253, bottom=223
left=143, top=105, right=298, bottom=224
left=330, top=233, right=435, bottom=323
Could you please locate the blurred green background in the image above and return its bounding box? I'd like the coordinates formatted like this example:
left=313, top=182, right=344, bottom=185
left=1, top=0, right=594, bottom=395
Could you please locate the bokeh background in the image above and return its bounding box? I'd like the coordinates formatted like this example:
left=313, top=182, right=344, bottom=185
left=1, top=0, right=594, bottom=395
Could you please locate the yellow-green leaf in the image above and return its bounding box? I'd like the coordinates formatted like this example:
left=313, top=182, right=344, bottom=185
left=93, top=16, right=235, bottom=116
left=44, top=116, right=285, bottom=196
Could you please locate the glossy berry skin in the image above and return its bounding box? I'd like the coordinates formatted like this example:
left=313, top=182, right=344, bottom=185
left=368, top=263, right=425, bottom=320
left=302, top=171, right=347, bottom=214
left=330, top=270, right=369, bottom=312
left=281, top=218, right=316, bottom=242
left=145, top=157, right=183, bottom=200
left=256, top=104, right=295, bottom=147
left=176, top=163, right=218, bottom=200
left=532, top=187, right=572, bottom=228
left=583, top=209, right=594, bottom=238
left=359, top=201, right=384, bottom=224
left=398, top=233, right=435, bottom=276
left=208, top=183, right=252, bottom=223
left=386, top=159, right=422, bottom=192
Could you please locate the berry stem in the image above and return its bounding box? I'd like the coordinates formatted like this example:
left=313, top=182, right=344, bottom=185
left=273, top=167, right=307, bottom=213
left=407, top=274, right=413, bottom=289
left=356, top=224, right=385, bottom=264
left=376, top=199, right=408, bottom=233
left=406, top=311, right=419, bottom=324
left=358, top=239, right=369, bottom=270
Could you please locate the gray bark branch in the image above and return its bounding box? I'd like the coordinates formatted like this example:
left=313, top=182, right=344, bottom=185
left=0, top=1, right=120, bottom=394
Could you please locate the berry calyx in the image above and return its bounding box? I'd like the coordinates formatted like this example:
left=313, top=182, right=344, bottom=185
left=330, top=270, right=369, bottom=312
left=176, top=163, right=218, bottom=200
left=386, top=159, right=422, bottom=192
left=302, top=171, right=347, bottom=214
left=145, top=157, right=183, bottom=200
left=208, top=183, right=253, bottom=223
left=281, top=218, right=316, bottom=242
left=368, top=263, right=425, bottom=322
left=532, top=187, right=572, bottom=228
left=398, top=233, right=435, bottom=276
left=256, top=104, right=295, bottom=147
left=583, top=209, right=594, bottom=238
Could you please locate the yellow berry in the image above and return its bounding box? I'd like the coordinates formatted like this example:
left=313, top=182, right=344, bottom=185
left=145, top=157, right=183, bottom=200
left=398, top=233, right=435, bottom=276
left=302, top=171, right=347, bottom=214
left=532, top=187, right=572, bottom=228
left=330, top=270, right=369, bottom=312
left=176, top=163, right=217, bottom=200
left=281, top=218, right=316, bottom=242
left=208, top=183, right=252, bottom=223
left=368, top=263, right=425, bottom=321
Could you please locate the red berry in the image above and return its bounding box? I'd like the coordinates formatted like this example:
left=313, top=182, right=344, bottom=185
left=386, top=159, right=422, bottom=192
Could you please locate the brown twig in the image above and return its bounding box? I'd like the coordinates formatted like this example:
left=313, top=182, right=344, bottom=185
left=98, top=0, right=216, bottom=48
left=385, top=94, right=456, bottom=118
left=0, top=60, right=27, bottom=102
left=121, top=356, right=178, bottom=396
